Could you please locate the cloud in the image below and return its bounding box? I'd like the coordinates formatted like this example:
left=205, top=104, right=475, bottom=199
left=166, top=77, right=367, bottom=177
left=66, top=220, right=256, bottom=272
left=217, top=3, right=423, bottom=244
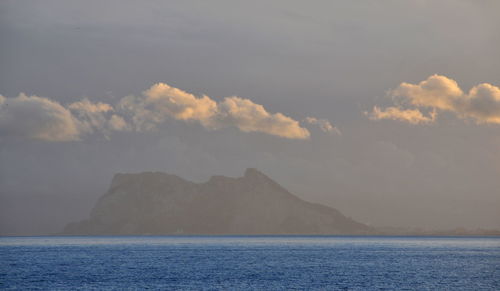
left=367, top=106, right=436, bottom=124
left=0, top=93, right=82, bottom=141
left=125, top=83, right=311, bottom=139
left=304, top=117, right=341, bottom=135
left=108, top=114, right=129, bottom=131
left=215, top=96, right=309, bottom=139
left=368, top=74, right=500, bottom=124
left=143, top=83, right=217, bottom=126
left=69, top=98, right=130, bottom=136
left=116, top=95, right=155, bottom=131
left=458, top=83, right=500, bottom=124
left=2, top=82, right=337, bottom=141
left=0, top=95, right=131, bottom=142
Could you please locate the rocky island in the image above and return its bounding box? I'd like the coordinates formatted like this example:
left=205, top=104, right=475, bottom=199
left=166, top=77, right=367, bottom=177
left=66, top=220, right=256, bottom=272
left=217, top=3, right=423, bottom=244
left=62, top=168, right=373, bottom=235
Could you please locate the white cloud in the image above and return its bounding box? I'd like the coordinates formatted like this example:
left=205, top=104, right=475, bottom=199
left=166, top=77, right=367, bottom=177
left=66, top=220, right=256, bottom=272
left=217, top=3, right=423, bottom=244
left=369, top=74, right=500, bottom=125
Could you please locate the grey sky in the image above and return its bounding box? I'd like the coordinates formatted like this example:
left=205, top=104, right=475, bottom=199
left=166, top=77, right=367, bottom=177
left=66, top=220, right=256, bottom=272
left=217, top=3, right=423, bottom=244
left=1, top=0, right=499, bottom=235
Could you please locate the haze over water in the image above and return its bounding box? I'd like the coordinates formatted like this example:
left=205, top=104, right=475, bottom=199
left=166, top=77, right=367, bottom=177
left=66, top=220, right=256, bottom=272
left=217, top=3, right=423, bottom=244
left=1, top=236, right=499, bottom=290
left=2, top=1, right=500, bottom=235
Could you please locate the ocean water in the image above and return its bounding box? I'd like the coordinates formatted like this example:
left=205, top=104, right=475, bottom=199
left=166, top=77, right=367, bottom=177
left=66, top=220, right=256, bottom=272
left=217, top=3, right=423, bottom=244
left=1, top=236, right=499, bottom=290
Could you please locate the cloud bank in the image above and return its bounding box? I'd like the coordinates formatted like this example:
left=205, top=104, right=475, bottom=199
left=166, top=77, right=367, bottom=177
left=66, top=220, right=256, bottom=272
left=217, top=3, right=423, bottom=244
left=368, top=74, right=500, bottom=125
left=0, top=83, right=335, bottom=141
left=0, top=94, right=82, bottom=141
left=133, top=83, right=311, bottom=139
left=68, top=98, right=131, bottom=137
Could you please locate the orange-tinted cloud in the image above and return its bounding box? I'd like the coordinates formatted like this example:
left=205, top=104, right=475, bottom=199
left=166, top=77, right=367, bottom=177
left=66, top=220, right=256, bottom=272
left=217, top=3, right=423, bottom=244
left=2, top=83, right=337, bottom=141
left=125, top=83, right=311, bottom=139
left=368, top=74, right=500, bottom=124
left=367, top=106, right=435, bottom=124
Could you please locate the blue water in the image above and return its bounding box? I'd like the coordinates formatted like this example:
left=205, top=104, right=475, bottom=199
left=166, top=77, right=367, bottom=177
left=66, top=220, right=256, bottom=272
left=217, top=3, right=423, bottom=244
left=1, top=236, right=499, bottom=290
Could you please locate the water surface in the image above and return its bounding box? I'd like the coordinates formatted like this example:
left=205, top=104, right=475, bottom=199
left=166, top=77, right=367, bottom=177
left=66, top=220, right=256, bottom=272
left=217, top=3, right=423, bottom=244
left=1, top=236, right=499, bottom=290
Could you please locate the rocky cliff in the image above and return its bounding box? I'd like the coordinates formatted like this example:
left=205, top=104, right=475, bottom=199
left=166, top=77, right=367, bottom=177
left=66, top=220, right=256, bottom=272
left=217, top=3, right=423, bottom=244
left=62, top=168, right=372, bottom=235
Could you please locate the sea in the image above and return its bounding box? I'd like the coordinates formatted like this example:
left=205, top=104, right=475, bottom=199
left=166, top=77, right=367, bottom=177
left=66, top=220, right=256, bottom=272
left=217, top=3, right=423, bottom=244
left=1, top=236, right=499, bottom=290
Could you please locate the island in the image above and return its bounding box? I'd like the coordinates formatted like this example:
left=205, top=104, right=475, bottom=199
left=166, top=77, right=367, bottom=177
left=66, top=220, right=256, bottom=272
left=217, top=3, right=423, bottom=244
left=62, top=168, right=373, bottom=235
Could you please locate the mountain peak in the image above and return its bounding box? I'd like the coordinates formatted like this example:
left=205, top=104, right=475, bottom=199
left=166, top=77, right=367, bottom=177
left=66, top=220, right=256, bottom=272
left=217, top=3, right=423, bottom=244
left=244, top=168, right=268, bottom=179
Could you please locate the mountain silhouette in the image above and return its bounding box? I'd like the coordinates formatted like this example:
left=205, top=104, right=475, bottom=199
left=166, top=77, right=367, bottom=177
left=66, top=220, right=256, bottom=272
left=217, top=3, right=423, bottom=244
left=62, top=168, right=373, bottom=235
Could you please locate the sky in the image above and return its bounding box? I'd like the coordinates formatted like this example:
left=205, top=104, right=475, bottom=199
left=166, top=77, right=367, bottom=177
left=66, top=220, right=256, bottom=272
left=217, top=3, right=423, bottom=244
left=1, top=0, right=499, bottom=235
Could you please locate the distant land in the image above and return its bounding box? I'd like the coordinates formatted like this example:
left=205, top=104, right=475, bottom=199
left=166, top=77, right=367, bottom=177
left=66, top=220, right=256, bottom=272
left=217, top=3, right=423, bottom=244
left=62, top=168, right=500, bottom=236
left=376, top=226, right=500, bottom=237
left=62, top=168, right=373, bottom=235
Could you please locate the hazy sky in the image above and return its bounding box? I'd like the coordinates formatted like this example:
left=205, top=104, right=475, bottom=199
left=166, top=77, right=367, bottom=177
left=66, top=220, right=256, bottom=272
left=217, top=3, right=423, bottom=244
left=1, top=0, right=499, bottom=235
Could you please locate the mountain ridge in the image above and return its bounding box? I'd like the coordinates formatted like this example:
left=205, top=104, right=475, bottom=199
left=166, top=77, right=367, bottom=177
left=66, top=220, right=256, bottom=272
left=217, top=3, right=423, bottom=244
left=62, top=168, right=374, bottom=235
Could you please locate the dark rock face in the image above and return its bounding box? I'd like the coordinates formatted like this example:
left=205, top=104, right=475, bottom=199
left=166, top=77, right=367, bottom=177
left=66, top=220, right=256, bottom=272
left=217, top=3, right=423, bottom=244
left=62, top=168, right=373, bottom=235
